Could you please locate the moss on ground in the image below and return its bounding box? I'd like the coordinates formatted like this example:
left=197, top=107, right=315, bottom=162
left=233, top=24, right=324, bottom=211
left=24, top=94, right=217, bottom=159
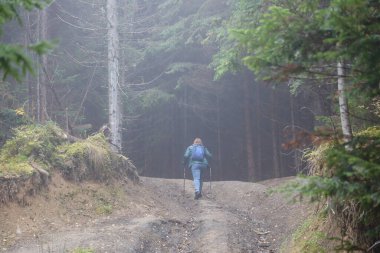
left=95, top=203, right=113, bottom=215
left=82, top=133, right=138, bottom=181
left=282, top=211, right=330, bottom=253
left=58, top=133, right=117, bottom=180
left=0, top=123, right=138, bottom=182
left=0, top=156, right=34, bottom=177
left=0, top=121, right=139, bottom=206
left=70, top=248, right=94, bottom=253
left=0, top=123, right=64, bottom=177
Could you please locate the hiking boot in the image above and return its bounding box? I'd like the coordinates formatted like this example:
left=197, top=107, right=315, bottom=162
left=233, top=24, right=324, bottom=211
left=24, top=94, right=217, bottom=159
left=194, top=192, right=200, bottom=200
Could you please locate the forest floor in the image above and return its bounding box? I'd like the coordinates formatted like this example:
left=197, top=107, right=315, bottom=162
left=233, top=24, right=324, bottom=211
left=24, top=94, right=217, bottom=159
left=1, top=174, right=312, bottom=253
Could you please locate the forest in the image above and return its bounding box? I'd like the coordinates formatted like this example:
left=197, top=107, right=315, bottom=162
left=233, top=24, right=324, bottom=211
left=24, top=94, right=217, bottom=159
left=0, top=0, right=379, bottom=252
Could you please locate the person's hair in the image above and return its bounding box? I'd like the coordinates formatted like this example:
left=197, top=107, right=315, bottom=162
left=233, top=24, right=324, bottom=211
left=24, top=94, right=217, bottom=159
left=193, top=138, right=203, bottom=145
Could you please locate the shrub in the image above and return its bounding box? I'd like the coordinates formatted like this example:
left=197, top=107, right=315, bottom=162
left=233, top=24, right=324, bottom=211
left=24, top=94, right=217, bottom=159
left=58, top=133, right=113, bottom=180
left=57, top=133, right=138, bottom=182
left=0, top=122, right=64, bottom=177
left=288, top=126, right=380, bottom=250
left=0, top=108, right=30, bottom=147
left=0, top=123, right=139, bottom=181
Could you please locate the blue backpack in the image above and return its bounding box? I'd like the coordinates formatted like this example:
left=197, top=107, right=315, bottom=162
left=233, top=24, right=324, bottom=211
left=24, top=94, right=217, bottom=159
left=191, top=145, right=205, bottom=161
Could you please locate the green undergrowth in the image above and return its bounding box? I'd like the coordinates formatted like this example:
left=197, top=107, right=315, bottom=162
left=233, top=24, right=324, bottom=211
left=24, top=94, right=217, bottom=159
left=70, top=248, right=94, bottom=253
left=58, top=133, right=113, bottom=180
left=0, top=123, right=64, bottom=177
left=0, top=122, right=138, bottom=181
left=0, top=156, right=34, bottom=177
left=0, top=108, right=30, bottom=147
left=95, top=203, right=113, bottom=215
left=283, top=126, right=380, bottom=251
left=283, top=211, right=329, bottom=253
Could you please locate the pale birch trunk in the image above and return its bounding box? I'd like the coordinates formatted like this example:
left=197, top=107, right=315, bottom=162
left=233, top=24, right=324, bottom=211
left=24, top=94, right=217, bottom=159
left=337, top=61, right=353, bottom=143
left=107, top=0, right=122, bottom=151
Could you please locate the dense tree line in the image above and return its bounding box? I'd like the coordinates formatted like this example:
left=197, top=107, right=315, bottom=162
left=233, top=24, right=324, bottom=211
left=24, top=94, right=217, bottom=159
left=1, top=1, right=378, bottom=184
left=1, top=0, right=380, bottom=249
left=226, top=0, right=380, bottom=250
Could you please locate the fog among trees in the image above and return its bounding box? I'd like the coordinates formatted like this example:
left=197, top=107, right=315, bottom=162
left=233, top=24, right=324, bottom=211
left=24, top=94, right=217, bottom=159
left=1, top=0, right=380, bottom=250
left=1, top=0, right=379, bottom=182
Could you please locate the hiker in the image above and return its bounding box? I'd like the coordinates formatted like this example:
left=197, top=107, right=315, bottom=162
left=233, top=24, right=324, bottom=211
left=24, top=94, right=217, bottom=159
left=183, top=138, right=212, bottom=200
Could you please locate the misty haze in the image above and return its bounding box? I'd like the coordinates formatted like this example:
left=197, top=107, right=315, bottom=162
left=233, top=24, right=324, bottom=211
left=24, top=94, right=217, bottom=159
left=0, top=0, right=379, bottom=252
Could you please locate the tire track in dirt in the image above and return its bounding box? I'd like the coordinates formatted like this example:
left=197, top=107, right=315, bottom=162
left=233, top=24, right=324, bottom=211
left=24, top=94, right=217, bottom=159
left=143, top=178, right=275, bottom=253
left=7, top=216, right=192, bottom=252
left=6, top=177, right=309, bottom=253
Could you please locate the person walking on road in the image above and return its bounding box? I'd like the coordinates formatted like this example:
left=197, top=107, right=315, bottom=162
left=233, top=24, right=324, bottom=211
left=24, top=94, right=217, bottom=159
left=183, top=138, right=212, bottom=200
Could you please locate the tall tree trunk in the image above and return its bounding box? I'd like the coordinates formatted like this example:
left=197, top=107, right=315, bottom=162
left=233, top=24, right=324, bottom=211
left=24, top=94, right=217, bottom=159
left=107, top=0, right=122, bottom=151
left=337, top=61, right=353, bottom=143
left=243, top=77, right=255, bottom=181
left=24, top=12, right=33, bottom=117
left=254, top=82, right=262, bottom=180
left=216, top=94, right=222, bottom=178
left=290, top=95, right=302, bottom=171
left=36, top=8, right=47, bottom=123
left=271, top=89, right=281, bottom=178
left=183, top=84, right=188, bottom=146
left=39, top=8, right=48, bottom=123
left=171, top=102, right=176, bottom=178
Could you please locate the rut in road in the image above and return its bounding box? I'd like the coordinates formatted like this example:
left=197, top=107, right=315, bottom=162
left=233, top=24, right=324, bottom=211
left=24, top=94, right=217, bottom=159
left=7, top=177, right=309, bottom=253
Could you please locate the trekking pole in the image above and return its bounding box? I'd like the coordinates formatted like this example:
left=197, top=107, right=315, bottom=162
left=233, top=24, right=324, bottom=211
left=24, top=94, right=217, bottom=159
left=183, top=166, right=186, bottom=195
left=209, top=166, right=212, bottom=195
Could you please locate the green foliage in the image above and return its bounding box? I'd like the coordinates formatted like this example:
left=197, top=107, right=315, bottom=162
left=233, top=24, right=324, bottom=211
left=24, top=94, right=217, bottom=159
left=212, top=48, right=241, bottom=80
left=209, top=0, right=264, bottom=79
left=70, top=248, right=94, bottom=253
left=0, top=122, right=63, bottom=176
left=347, top=92, right=380, bottom=131
left=58, top=133, right=138, bottom=181
left=0, top=0, right=52, bottom=81
left=0, top=155, right=34, bottom=177
left=372, top=96, right=380, bottom=118
left=323, top=0, right=380, bottom=93
left=1, top=122, right=63, bottom=162
left=58, top=133, right=113, bottom=180
left=0, top=44, right=34, bottom=80
left=29, top=40, right=56, bottom=55
left=0, top=40, right=55, bottom=81
left=303, top=142, right=335, bottom=176
left=284, top=212, right=328, bottom=253
left=95, top=203, right=113, bottom=215
left=0, top=0, right=48, bottom=25
left=136, top=89, right=174, bottom=110
left=165, top=62, right=197, bottom=75
left=231, top=1, right=326, bottom=80
left=0, top=123, right=137, bottom=181
left=0, top=108, right=30, bottom=146
left=222, top=0, right=380, bottom=95
left=287, top=126, right=380, bottom=248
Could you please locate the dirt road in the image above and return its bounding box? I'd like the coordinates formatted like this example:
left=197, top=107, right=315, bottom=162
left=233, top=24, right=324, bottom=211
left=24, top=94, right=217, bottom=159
left=4, top=177, right=310, bottom=253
